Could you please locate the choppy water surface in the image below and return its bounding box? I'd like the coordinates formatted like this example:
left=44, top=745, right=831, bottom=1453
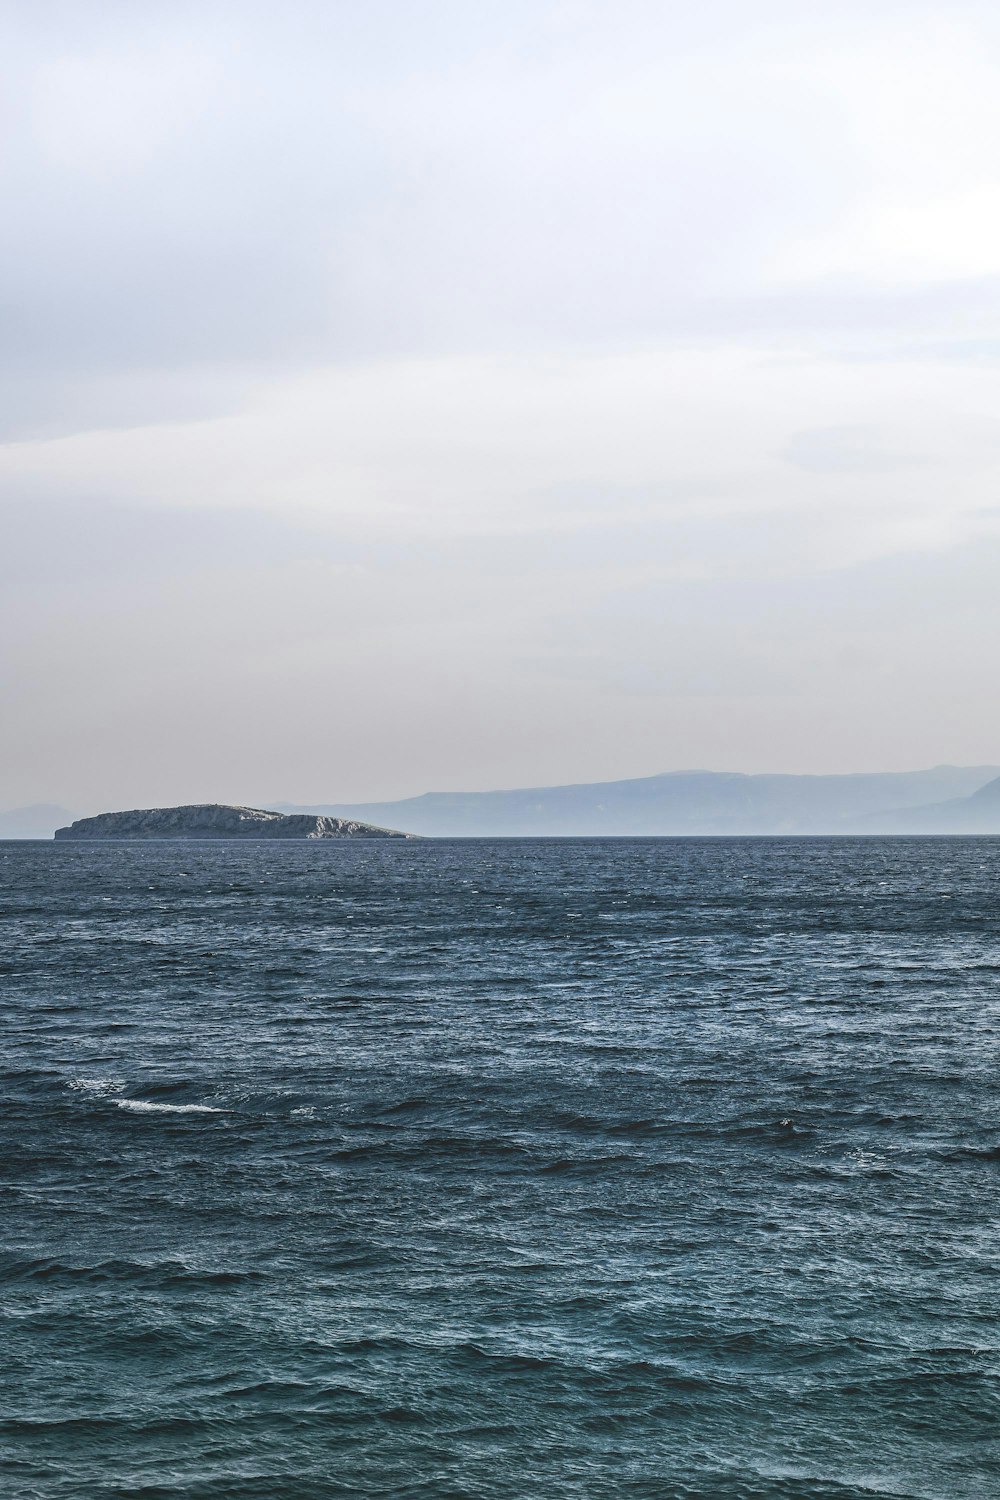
left=2, top=837, right=1000, bottom=1500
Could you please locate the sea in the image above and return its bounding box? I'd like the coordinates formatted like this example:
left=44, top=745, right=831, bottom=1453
left=2, top=837, right=1000, bottom=1500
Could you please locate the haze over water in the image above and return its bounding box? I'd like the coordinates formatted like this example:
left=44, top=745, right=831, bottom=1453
left=4, top=837, right=999, bottom=1499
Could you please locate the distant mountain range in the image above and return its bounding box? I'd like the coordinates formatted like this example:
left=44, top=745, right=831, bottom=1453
left=0, top=804, right=75, bottom=840
left=278, top=764, right=1000, bottom=837
left=8, top=767, right=1000, bottom=839
left=868, top=773, right=1000, bottom=833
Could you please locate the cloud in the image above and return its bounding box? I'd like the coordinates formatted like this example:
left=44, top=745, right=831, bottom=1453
left=782, top=425, right=926, bottom=475
left=4, top=0, right=1000, bottom=806
left=4, top=0, right=999, bottom=437
left=2, top=348, right=997, bottom=555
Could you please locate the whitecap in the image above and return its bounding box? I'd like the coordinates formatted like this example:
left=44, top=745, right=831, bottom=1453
left=115, top=1099, right=226, bottom=1115
left=68, top=1077, right=125, bottom=1097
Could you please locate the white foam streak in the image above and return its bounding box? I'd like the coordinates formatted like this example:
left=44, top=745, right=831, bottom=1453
left=115, top=1100, right=226, bottom=1115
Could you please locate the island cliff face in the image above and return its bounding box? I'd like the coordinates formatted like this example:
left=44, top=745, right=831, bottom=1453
left=54, top=805, right=411, bottom=840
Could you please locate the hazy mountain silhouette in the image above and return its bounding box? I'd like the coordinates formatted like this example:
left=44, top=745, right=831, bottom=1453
left=863, top=774, right=1000, bottom=832
left=0, top=804, right=74, bottom=839
left=280, top=765, right=1000, bottom=837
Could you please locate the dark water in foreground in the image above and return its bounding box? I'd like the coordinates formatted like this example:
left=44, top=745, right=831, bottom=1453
left=2, top=838, right=1000, bottom=1500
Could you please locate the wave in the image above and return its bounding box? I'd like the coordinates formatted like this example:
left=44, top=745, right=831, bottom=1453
left=115, top=1099, right=226, bottom=1114
left=0, top=1254, right=263, bottom=1287
left=68, top=1076, right=125, bottom=1096
left=66, top=1077, right=225, bottom=1114
left=8, top=837, right=999, bottom=1500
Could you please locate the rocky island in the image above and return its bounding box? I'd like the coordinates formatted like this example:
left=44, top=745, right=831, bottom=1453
left=54, top=804, right=412, bottom=840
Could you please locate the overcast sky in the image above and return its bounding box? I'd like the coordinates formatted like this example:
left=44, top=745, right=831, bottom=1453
left=4, top=0, right=1000, bottom=812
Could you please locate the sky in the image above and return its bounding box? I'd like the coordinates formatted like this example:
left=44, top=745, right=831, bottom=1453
left=4, top=0, right=1000, bottom=813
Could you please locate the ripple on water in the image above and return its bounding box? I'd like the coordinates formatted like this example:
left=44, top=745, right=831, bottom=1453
left=2, top=836, right=1000, bottom=1498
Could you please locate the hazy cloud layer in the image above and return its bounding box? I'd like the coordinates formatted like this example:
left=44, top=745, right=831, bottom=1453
left=3, top=0, right=1000, bottom=809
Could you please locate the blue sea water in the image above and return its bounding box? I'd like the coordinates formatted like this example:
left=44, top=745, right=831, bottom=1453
left=2, top=837, right=1000, bottom=1500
